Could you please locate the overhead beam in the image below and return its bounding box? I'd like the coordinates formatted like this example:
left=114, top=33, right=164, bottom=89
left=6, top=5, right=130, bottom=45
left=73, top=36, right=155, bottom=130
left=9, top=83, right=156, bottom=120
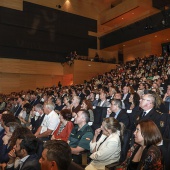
left=99, top=0, right=140, bottom=25
left=0, top=0, right=23, bottom=10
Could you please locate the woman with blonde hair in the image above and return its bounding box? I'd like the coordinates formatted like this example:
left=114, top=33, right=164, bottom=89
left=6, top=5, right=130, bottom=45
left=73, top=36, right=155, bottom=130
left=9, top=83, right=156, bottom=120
left=85, top=117, right=123, bottom=170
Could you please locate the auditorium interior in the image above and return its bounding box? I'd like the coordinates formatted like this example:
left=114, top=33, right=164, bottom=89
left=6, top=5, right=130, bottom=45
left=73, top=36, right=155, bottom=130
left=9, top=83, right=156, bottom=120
left=0, top=0, right=169, bottom=93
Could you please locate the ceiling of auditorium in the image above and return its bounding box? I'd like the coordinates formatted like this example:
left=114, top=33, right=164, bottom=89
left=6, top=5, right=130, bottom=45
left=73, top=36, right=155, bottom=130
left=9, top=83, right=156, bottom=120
left=25, top=0, right=170, bottom=51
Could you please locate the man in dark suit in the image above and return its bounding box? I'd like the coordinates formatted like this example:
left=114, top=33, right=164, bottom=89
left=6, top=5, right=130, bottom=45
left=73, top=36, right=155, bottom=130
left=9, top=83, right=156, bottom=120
left=77, top=88, right=85, bottom=104
left=14, top=97, right=23, bottom=117
left=138, top=93, right=170, bottom=138
left=109, top=99, right=130, bottom=128
left=31, top=104, right=45, bottom=134
left=106, top=87, right=116, bottom=103
left=39, top=140, right=83, bottom=170
left=6, top=134, right=40, bottom=170
left=30, top=92, right=40, bottom=107
left=122, top=86, right=131, bottom=109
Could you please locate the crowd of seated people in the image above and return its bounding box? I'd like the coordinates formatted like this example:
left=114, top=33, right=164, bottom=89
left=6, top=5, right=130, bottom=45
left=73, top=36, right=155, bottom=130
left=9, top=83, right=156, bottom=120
left=0, top=53, right=170, bottom=169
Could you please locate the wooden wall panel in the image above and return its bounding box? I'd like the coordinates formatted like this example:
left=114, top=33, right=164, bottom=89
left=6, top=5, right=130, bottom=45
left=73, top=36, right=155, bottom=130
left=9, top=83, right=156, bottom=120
left=73, top=60, right=116, bottom=84
left=151, top=41, right=162, bottom=56
left=63, top=74, right=73, bottom=86
left=123, top=41, right=151, bottom=63
left=0, top=0, right=23, bottom=10
left=0, top=73, right=20, bottom=93
left=0, top=58, right=117, bottom=94
left=0, top=58, right=63, bottom=75
left=0, top=73, right=63, bottom=94
left=63, top=63, right=74, bottom=75
left=0, top=58, right=65, bottom=94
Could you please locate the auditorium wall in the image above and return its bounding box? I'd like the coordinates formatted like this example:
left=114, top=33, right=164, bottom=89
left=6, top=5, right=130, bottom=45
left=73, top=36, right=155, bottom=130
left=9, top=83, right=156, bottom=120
left=123, top=41, right=162, bottom=63
left=0, top=58, right=116, bottom=94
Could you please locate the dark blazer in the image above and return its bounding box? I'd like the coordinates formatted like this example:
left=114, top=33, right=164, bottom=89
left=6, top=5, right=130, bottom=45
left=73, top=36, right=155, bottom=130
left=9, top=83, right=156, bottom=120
left=6, top=154, right=40, bottom=170
left=138, top=108, right=170, bottom=138
left=115, top=109, right=130, bottom=128
left=92, top=107, right=107, bottom=131
left=78, top=92, right=85, bottom=103
left=0, top=143, right=10, bottom=163
left=31, top=114, right=45, bottom=134
left=0, top=129, right=5, bottom=147
left=14, top=105, right=22, bottom=117
left=30, top=99, right=40, bottom=107
left=122, top=93, right=131, bottom=109
left=127, top=106, right=142, bottom=131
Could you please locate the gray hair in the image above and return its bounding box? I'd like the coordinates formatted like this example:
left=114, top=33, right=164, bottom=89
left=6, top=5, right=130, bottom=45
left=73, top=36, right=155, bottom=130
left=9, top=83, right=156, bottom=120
left=73, top=96, right=80, bottom=104
left=145, top=94, right=155, bottom=106
left=34, top=103, right=43, bottom=111
left=112, top=99, right=122, bottom=109
left=44, top=102, right=55, bottom=111
left=80, top=109, right=90, bottom=123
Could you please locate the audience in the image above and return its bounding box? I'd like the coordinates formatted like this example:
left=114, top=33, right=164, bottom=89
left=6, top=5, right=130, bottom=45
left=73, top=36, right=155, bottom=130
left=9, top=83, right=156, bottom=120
left=71, top=96, right=81, bottom=118
left=1, top=53, right=170, bottom=168
left=81, top=99, right=94, bottom=122
left=127, top=92, right=141, bottom=131
left=68, top=109, right=93, bottom=164
left=85, top=117, right=123, bottom=170
left=39, top=140, right=83, bottom=170
left=138, top=93, right=170, bottom=138
left=109, top=99, right=130, bottom=128
left=0, top=122, right=20, bottom=163
left=34, top=102, right=60, bottom=141
left=6, top=134, right=40, bottom=170
left=121, top=120, right=163, bottom=170
left=97, top=91, right=110, bottom=107
left=18, top=103, right=32, bottom=128
left=30, top=104, right=45, bottom=134
left=51, top=109, right=73, bottom=141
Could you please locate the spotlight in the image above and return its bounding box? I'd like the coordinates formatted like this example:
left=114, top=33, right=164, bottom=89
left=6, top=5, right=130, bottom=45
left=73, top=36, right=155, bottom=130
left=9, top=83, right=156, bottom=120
left=144, top=25, right=148, bottom=30
left=144, top=24, right=153, bottom=30
left=162, top=19, right=166, bottom=25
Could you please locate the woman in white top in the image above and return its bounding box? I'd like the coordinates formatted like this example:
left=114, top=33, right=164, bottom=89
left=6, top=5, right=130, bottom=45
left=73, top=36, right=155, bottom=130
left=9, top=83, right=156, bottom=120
left=85, top=117, right=123, bottom=170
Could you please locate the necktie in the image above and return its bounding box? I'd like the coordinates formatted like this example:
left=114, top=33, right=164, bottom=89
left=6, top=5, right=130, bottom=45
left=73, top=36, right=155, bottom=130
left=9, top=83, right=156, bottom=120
left=142, top=111, right=146, bottom=117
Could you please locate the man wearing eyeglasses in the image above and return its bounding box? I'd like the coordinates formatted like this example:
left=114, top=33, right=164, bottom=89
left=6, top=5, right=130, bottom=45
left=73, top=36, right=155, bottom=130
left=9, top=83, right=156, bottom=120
left=138, top=93, right=170, bottom=138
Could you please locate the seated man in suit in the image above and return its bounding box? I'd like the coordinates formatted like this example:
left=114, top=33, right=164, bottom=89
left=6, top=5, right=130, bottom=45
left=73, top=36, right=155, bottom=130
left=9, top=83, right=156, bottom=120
left=30, top=104, right=45, bottom=134
left=30, top=92, right=40, bottom=107
left=163, top=85, right=170, bottom=114
left=14, top=96, right=23, bottom=117
left=138, top=93, right=170, bottom=138
left=97, top=92, right=110, bottom=108
left=109, top=99, right=130, bottom=128
left=122, top=86, right=131, bottom=109
left=6, top=134, right=40, bottom=170
left=107, top=87, right=116, bottom=103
